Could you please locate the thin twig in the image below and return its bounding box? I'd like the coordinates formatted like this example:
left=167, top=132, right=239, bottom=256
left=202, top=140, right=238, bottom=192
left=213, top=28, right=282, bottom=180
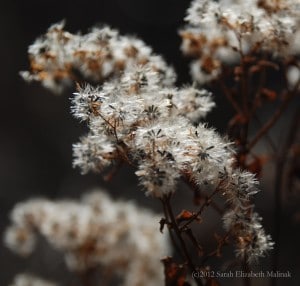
left=248, top=81, right=300, bottom=150
left=248, top=54, right=267, bottom=117
left=180, top=187, right=221, bottom=231
left=200, top=231, right=231, bottom=265
left=181, top=173, right=225, bottom=215
left=160, top=199, right=184, bottom=260
left=219, top=78, right=243, bottom=114
left=164, top=195, right=203, bottom=286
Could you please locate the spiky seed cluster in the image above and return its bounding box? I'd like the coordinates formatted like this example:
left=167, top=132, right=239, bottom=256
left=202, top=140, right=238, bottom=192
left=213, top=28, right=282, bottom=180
left=20, top=22, right=175, bottom=93
left=71, top=64, right=219, bottom=196
left=4, top=189, right=169, bottom=286
left=222, top=169, right=274, bottom=263
left=71, top=63, right=273, bottom=261
left=180, top=0, right=300, bottom=84
left=19, top=23, right=274, bottom=264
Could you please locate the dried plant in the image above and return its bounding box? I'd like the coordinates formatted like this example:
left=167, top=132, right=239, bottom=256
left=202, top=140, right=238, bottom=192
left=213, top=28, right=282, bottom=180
left=5, top=189, right=169, bottom=286
left=180, top=0, right=300, bottom=284
left=4, top=1, right=300, bottom=285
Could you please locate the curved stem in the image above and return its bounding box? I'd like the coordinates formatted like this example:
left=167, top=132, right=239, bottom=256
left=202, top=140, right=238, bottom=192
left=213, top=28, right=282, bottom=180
left=248, top=80, right=300, bottom=151
left=180, top=186, right=222, bottom=231
left=160, top=199, right=184, bottom=260
left=164, top=195, right=203, bottom=286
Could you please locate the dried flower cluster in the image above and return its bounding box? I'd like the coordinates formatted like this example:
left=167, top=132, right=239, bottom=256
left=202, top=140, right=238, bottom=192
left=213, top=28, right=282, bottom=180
left=180, top=0, right=300, bottom=85
left=5, top=3, right=287, bottom=282
left=71, top=65, right=219, bottom=196
left=221, top=169, right=274, bottom=262
left=68, top=40, right=272, bottom=263
left=20, top=22, right=175, bottom=94
left=5, top=189, right=168, bottom=286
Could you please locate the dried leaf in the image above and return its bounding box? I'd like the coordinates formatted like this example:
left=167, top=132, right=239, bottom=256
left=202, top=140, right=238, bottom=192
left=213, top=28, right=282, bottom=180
left=176, top=210, right=194, bottom=223
left=249, top=65, right=261, bottom=74
left=234, top=66, right=243, bottom=76
left=246, top=156, right=268, bottom=177
left=213, top=232, right=230, bottom=257
left=261, top=88, right=277, bottom=101
left=160, top=218, right=167, bottom=233
left=228, top=114, right=248, bottom=127
left=161, top=257, right=189, bottom=286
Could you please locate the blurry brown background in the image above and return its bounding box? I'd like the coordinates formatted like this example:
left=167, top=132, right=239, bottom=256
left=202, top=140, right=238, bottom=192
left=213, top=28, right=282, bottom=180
left=0, top=1, right=299, bottom=285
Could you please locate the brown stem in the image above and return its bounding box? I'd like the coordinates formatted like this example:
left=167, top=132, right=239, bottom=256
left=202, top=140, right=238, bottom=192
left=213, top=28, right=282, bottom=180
left=181, top=172, right=225, bottom=215
left=164, top=195, right=203, bottom=286
left=98, top=112, right=119, bottom=141
left=235, top=36, right=251, bottom=167
left=248, top=54, right=267, bottom=117
left=200, top=231, right=231, bottom=265
left=219, top=77, right=243, bottom=114
left=248, top=82, right=299, bottom=151
left=160, top=199, right=184, bottom=260
left=180, top=187, right=221, bottom=231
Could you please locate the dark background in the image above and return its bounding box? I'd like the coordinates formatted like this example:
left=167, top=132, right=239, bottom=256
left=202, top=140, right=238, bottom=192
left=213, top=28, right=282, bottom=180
left=0, top=1, right=299, bottom=285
